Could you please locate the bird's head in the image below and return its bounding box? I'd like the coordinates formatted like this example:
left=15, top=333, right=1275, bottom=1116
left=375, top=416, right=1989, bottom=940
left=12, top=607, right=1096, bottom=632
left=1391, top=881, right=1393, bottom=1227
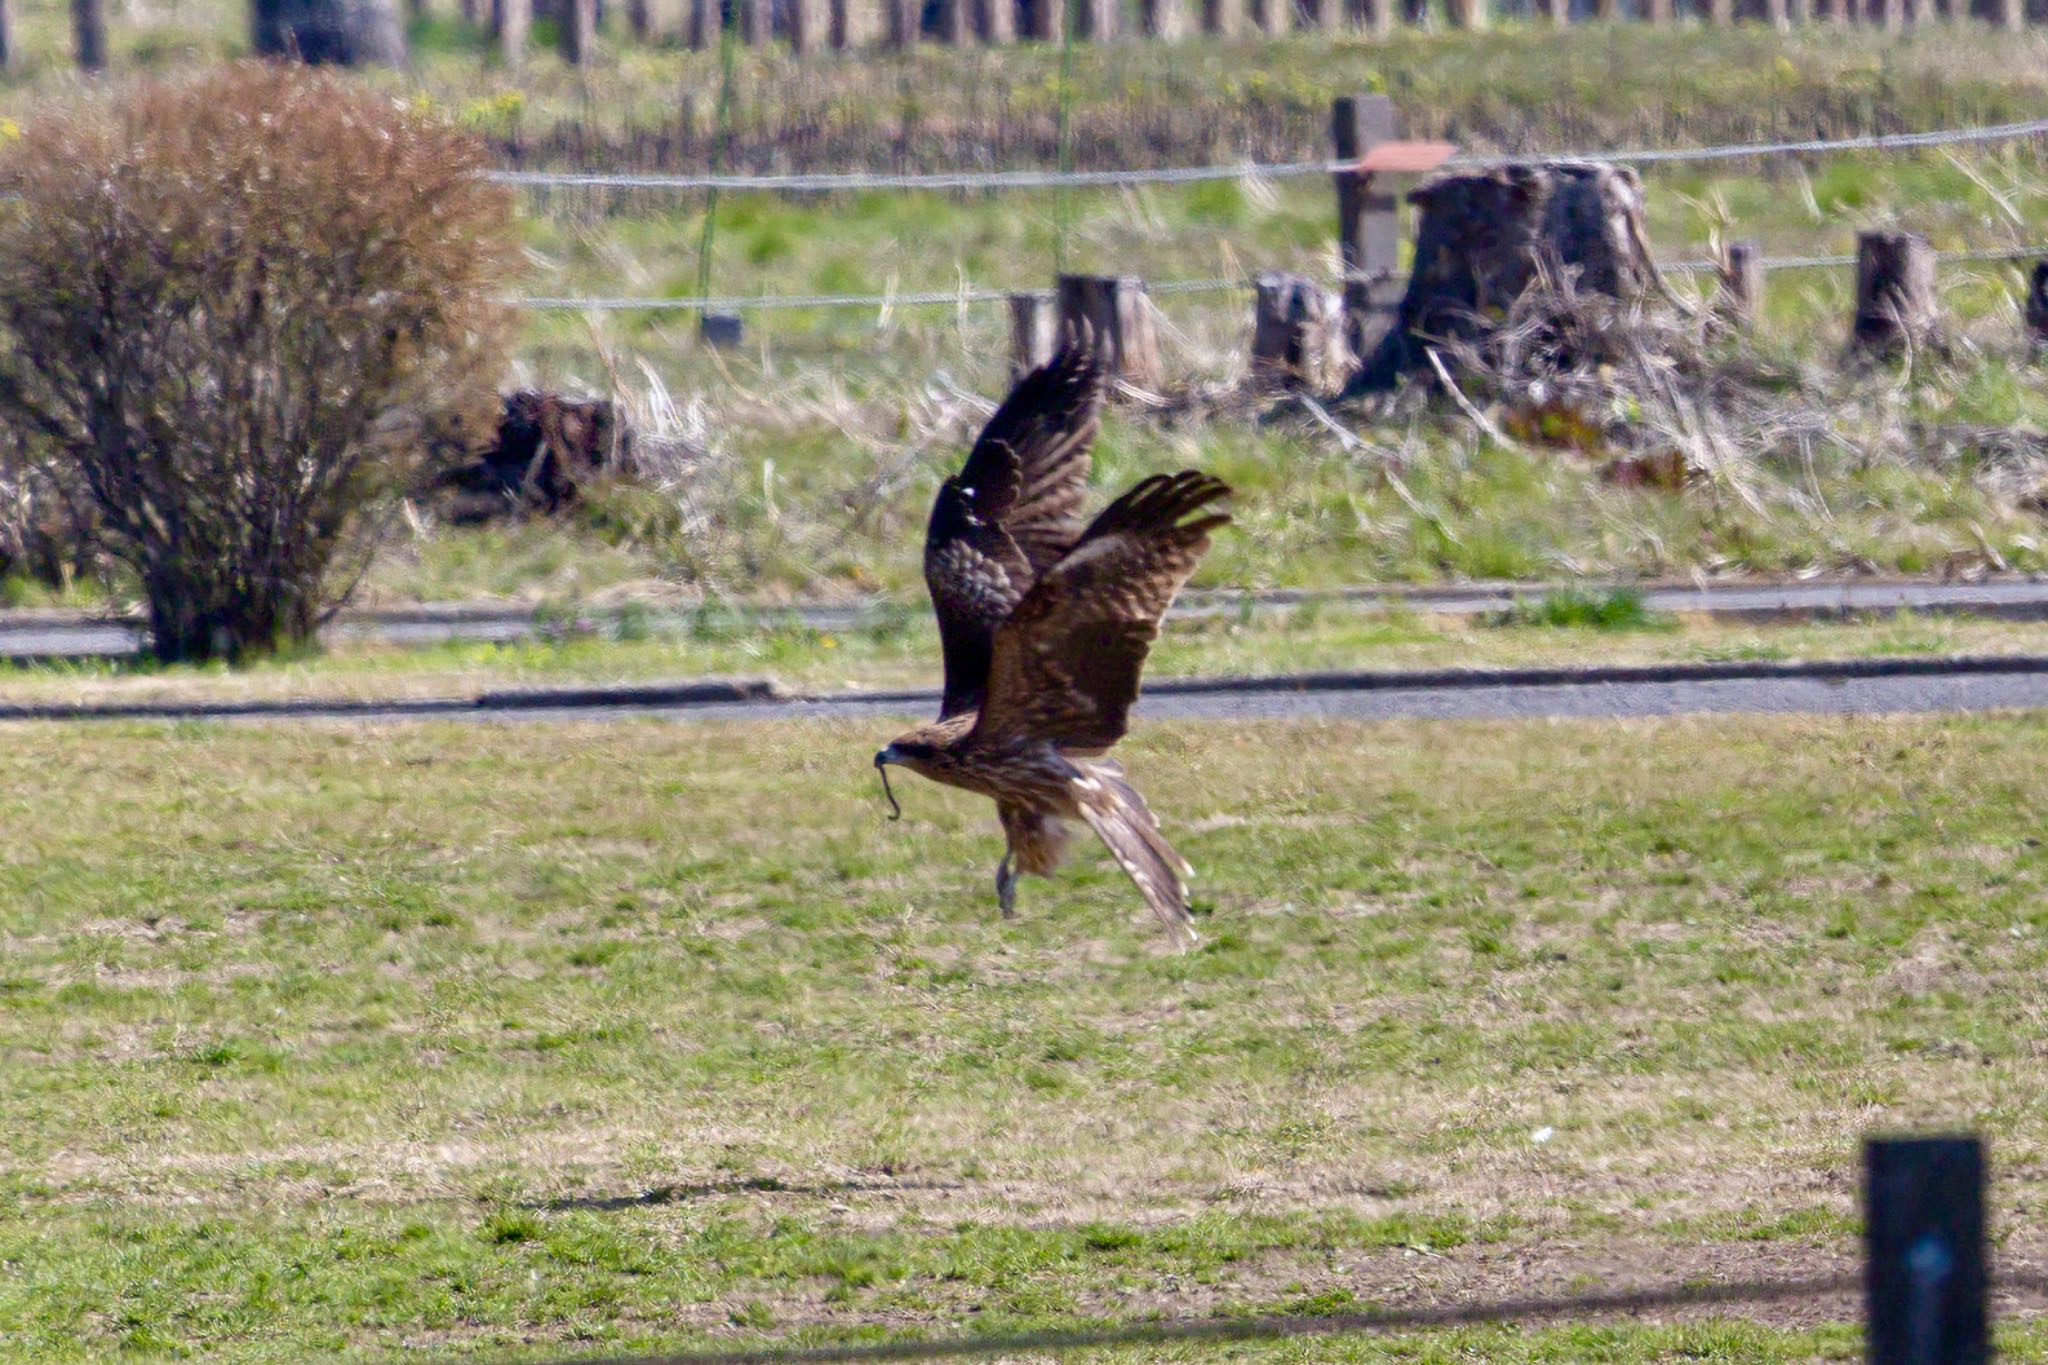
left=873, top=735, right=942, bottom=821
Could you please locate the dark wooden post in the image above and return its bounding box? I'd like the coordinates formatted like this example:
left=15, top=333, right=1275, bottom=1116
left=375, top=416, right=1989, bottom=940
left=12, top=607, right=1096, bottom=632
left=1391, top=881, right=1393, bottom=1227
left=1331, top=95, right=1401, bottom=369
left=1010, top=293, right=1055, bottom=380
left=73, top=0, right=106, bottom=69
left=1056, top=275, right=1163, bottom=392
left=1716, top=240, right=1764, bottom=329
left=559, top=0, right=597, bottom=63
left=1865, top=1136, right=1988, bottom=1365
left=1852, top=230, right=1941, bottom=359
left=2026, top=262, right=2048, bottom=352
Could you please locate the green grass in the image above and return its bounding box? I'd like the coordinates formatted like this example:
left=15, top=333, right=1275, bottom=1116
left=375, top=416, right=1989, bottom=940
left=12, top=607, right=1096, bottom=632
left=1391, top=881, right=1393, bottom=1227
left=6, top=711, right=2048, bottom=1358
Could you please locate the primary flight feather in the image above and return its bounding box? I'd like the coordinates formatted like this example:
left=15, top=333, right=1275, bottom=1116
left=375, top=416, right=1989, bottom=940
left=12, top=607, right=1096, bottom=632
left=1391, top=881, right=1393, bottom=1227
left=874, top=348, right=1232, bottom=948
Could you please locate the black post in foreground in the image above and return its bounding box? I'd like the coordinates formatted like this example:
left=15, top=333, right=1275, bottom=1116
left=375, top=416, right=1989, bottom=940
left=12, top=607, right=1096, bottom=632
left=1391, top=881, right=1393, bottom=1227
left=1865, top=1135, right=1988, bottom=1365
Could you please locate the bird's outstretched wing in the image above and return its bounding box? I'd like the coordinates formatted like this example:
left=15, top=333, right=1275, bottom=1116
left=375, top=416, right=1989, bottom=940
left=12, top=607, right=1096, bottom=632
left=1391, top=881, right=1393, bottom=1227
left=973, top=470, right=1231, bottom=753
left=923, top=349, right=1104, bottom=720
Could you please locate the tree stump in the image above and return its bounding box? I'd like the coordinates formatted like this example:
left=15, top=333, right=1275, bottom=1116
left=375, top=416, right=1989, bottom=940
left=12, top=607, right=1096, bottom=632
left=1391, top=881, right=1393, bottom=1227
left=2024, top=261, right=2048, bottom=352
left=1252, top=273, right=1349, bottom=393
left=1715, top=240, right=1764, bottom=330
left=1056, top=275, right=1163, bottom=393
left=1850, top=230, right=1940, bottom=359
left=1348, top=161, right=1660, bottom=393
left=1009, top=293, right=1055, bottom=381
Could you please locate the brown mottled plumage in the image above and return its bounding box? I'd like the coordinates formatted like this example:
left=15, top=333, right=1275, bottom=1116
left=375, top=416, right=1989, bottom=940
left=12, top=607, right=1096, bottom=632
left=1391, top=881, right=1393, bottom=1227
left=874, top=349, right=1232, bottom=948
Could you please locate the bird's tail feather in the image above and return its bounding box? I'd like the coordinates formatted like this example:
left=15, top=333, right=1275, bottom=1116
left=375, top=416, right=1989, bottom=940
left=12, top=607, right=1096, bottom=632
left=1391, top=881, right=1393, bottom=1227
left=1078, top=763, right=1197, bottom=949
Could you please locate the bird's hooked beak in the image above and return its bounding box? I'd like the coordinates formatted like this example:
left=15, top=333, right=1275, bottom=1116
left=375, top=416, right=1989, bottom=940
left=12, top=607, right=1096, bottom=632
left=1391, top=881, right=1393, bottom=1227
left=873, top=746, right=903, bottom=821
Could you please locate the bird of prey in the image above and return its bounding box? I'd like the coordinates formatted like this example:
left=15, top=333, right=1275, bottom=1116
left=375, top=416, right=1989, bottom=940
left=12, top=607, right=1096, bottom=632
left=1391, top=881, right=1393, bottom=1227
left=873, top=349, right=1231, bottom=948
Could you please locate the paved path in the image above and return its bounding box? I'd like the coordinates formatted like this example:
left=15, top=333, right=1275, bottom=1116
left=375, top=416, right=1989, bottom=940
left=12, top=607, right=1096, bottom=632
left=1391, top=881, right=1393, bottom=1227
left=13, top=657, right=2048, bottom=727
left=8, top=578, right=2048, bottom=661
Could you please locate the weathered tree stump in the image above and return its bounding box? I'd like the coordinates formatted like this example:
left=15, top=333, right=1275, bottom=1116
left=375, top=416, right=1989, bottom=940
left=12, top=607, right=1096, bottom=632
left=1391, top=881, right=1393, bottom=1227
left=1251, top=272, right=1349, bottom=393
left=1348, top=161, right=1661, bottom=394
left=1715, top=240, right=1764, bottom=330
left=2024, top=261, right=2048, bottom=351
left=1850, top=230, right=1941, bottom=359
left=1009, top=293, right=1055, bottom=380
left=1056, top=275, right=1163, bottom=392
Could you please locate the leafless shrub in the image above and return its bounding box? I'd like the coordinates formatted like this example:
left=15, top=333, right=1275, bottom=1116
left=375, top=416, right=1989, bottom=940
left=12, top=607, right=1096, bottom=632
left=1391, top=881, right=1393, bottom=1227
left=0, top=65, right=519, bottom=661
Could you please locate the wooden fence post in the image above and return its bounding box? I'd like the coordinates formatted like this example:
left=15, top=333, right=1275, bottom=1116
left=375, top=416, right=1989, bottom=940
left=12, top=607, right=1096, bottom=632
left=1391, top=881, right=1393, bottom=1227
left=1331, top=95, right=1401, bottom=370
left=1865, top=1136, right=1988, bottom=1365
left=559, top=0, right=597, bottom=63
left=73, top=0, right=106, bottom=69
left=1851, top=230, right=1941, bottom=359
left=788, top=0, right=820, bottom=50
left=498, top=0, right=532, bottom=63
left=739, top=0, right=771, bottom=42
left=884, top=0, right=919, bottom=45
left=1056, top=275, right=1164, bottom=392
left=1715, top=240, right=1763, bottom=329
left=1075, top=0, right=1116, bottom=36
left=1010, top=293, right=1056, bottom=380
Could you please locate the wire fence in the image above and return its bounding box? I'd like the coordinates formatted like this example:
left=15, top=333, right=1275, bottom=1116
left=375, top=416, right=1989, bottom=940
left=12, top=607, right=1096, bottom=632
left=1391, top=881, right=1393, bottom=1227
left=507, top=114, right=2048, bottom=317
left=493, top=114, right=2048, bottom=194
left=515, top=243, right=2048, bottom=313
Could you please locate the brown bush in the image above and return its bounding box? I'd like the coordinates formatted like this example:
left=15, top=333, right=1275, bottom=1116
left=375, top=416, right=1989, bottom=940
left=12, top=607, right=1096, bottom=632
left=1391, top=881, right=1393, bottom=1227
left=0, top=65, right=518, bottom=662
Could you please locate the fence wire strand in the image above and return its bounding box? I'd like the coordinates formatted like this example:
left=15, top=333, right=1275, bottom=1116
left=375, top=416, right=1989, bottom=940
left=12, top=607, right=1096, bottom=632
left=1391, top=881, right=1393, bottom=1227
left=516, top=244, right=2048, bottom=314
left=492, top=116, right=2048, bottom=195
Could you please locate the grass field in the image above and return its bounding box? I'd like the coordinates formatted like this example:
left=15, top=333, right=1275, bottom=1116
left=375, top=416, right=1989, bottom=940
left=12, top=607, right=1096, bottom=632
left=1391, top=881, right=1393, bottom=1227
left=5, top=710, right=2048, bottom=1359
